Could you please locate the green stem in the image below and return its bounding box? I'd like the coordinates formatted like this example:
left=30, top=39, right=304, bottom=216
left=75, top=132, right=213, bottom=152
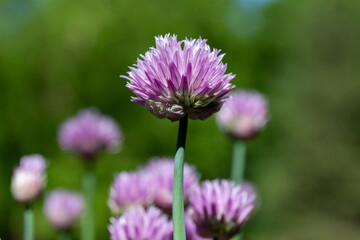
left=23, top=204, right=34, bottom=240
left=81, top=165, right=96, bottom=240
left=231, top=140, right=246, bottom=184
left=231, top=234, right=243, bottom=240
left=57, top=231, right=71, bottom=240
left=230, top=140, right=246, bottom=240
left=172, top=116, right=188, bottom=240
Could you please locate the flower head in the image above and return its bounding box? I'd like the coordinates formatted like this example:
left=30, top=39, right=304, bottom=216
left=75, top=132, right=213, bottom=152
left=216, top=90, right=269, bottom=140
left=189, top=180, right=257, bottom=240
left=108, top=207, right=173, bottom=240
left=185, top=212, right=211, bottom=240
left=123, top=34, right=235, bottom=121
left=19, top=154, right=47, bottom=172
left=11, top=154, right=47, bottom=203
left=108, top=171, right=153, bottom=215
left=140, top=157, right=200, bottom=212
left=58, top=108, right=122, bottom=160
left=44, top=189, right=84, bottom=230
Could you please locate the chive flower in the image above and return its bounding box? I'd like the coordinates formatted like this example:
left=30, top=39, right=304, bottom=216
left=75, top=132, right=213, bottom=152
left=58, top=108, right=122, bottom=160
left=189, top=180, right=257, bottom=240
left=108, top=207, right=173, bottom=240
left=140, top=157, right=200, bottom=212
left=216, top=90, right=269, bottom=140
left=185, top=212, right=211, bottom=240
left=11, top=154, right=47, bottom=203
left=108, top=171, right=153, bottom=215
left=122, top=34, right=235, bottom=121
left=44, top=189, right=84, bottom=230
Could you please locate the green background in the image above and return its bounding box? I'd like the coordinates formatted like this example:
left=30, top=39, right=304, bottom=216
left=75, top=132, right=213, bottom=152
left=1, top=0, right=360, bottom=239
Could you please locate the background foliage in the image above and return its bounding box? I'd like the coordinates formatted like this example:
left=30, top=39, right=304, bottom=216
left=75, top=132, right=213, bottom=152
left=1, top=0, right=360, bottom=239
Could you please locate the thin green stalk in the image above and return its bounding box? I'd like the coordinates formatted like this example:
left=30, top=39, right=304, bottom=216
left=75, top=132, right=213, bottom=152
left=230, top=140, right=246, bottom=240
left=172, top=116, right=188, bottom=240
left=81, top=165, right=96, bottom=240
left=231, top=140, right=246, bottom=184
left=231, top=233, right=243, bottom=240
left=57, top=231, right=71, bottom=240
left=23, top=204, right=34, bottom=240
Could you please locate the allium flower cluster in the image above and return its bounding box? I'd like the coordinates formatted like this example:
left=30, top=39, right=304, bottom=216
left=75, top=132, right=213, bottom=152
left=216, top=90, right=268, bottom=140
left=189, top=180, right=257, bottom=240
left=108, top=207, right=173, bottom=240
left=58, top=108, right=122, bottom=160
left=185, top=212, right=211, bottom=240
left=44, top=189, right=84, bottom=230
left=11, top=154, right=47, bottom=203
left=108, top=171, right=153, bottom=215
left=140, top=157, right=200, bottom=212
left=123, top=34, right=235, bottom=121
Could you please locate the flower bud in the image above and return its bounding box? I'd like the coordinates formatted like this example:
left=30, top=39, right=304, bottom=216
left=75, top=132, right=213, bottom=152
left=11, top=154, right=47, bottom=203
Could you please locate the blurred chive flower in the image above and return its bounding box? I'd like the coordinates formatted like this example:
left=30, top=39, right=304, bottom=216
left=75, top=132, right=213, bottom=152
left=108, top=207, right=173, bottom=240
left=216, top=90, right=269, bottom=140
left=58, top=108, right=122, bottom=161
left=44, top=189, right=84, bottom=230
left=185, top=212, right=211, bottom=240
left=11, top=154, right=47, bottom=203
left=108, top=171, right=153, bottom=215
left=140, top=157, right=200, bottom=212
left=122, top=34, right=235, bottom=121
left=189, top=180, right=257, bottom=240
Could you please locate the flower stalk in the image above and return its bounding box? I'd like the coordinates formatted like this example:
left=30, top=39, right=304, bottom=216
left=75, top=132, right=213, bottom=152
left=230, top=140, right=247, bottom=240
left=57, top=231, right=71, bottom=240
left=231, top=140, right=246, bottom=184
left=24, top=204, right=34, bottom=240
left=172, top=115, right=188, bottom=240
left=81, top=165, right=96, bottom=240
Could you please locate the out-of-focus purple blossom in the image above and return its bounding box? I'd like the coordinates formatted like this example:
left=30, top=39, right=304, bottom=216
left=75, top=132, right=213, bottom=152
left=185, top=212, right=211, bottom=240
left=11, top=154, right=47, bottom=203
left=122, top=34, right=235, bottom=121
left=108, top=171, right=153, bottom=215
left=108, top=206, right=173, bottom=240
left=189, top=180, right=257, bottom=240
left=19, top=154, right=47, bottom=173
left=216, top=90, right=269, bottom=140
left=140, top=157, right=200, bottom=212
left=58, top=108, right=122, bottom=160
left=44, top=189, right=84, bottom=230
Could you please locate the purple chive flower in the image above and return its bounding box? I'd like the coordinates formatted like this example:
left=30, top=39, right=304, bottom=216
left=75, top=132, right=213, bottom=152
left=108, top=207, right=173, bottom=240
left=44, top=189, right=84, bottom=230
left=185, top=212, right=211, bottom=240
left=11, top=154, right=47, bottom=203
left=108, top=171, right=153, bottom=215
left=122, top=34, right=235, bottom=121
left=189, top=180, right=257, bottom=240
left=216, top=90, right=269, bottom=140
left=58, top=108, right=122, bottom=160
left=140, top=157, right=200, bottom=212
